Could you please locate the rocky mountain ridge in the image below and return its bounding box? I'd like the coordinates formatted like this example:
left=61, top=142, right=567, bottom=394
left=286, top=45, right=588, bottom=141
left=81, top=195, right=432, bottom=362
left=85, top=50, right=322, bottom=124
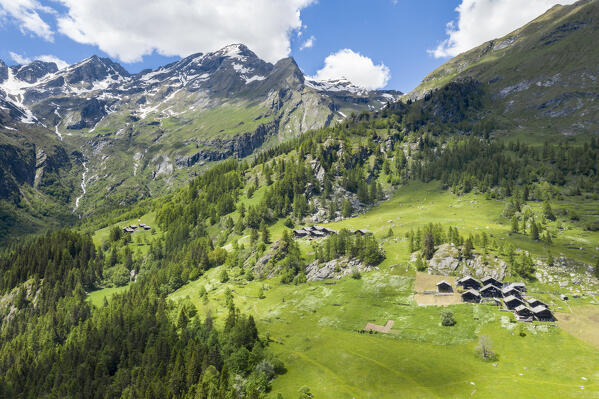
left=0, top=44, right=401, bottom=240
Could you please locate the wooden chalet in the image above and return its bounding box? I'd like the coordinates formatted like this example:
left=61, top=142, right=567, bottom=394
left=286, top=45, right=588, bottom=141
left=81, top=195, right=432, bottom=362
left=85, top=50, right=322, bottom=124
left=436, top=280, right=453, bottom=293
left=143, top=225, right=151, bottom=230
left=501, top=286, right=522, bottom=299
left=480, top=284, right=502, bottom=298
left=514, top=305, right=533, bottom=318
left=355, top=229, right=372, bottom=236
left=294, top=226, right=336, bottom=239
left=503, top=295, right=524, bottom=310
left=505, top=283, right=526, bottom=293
left=123, top=227, right=134, bottom=233
left=461, top=289, right=481, bottom=303
left=130, top=225, right=137, bottom=229
left=293, top=229, right=308, bottom=238
left=532, top=305, right=555, bottom=321
left=481, top=277, right=503, bottom=288
left=456, top=276, right=481, bottom=290
left=508, top=282, right=526, bottom=292
left=525, top=297, right=547, bottom=309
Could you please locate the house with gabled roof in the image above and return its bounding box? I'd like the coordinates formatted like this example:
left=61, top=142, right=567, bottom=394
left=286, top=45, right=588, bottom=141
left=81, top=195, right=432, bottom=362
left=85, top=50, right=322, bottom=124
left=480, top=284, right=502, bottom=297
left=502, top=286, right=522, bottom=298
left=461, top=289, right=481, bottom=303
left=436, top=280, right=453, bottom=293
left=481, top=276, right=502, bottom=288
left=514, top=305, right=533, bottom=318
left=532, top=306, right=555, bottom=321
left=526, top=297, right=547, bottom=309
left=456, top=276, right=481, bottom=290
left=504, top=295, right=524, bottom=310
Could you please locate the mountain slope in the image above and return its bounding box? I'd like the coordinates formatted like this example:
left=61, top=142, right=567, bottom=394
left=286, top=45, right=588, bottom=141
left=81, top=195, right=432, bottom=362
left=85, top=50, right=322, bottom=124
left=410, top=0, right=599, bottom=137
left=0, top=45, right=400, bottom=238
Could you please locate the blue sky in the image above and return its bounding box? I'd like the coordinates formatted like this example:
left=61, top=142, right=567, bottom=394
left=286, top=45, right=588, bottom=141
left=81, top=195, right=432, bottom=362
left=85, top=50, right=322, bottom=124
left=0, top=0, right=576, bottom=92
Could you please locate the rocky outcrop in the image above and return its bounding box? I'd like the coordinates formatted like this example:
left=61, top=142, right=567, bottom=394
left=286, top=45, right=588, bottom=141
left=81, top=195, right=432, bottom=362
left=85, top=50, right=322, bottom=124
left=175, top=119, right=279, bottom=167
left=305, top=257, right=377, bottom=281
left=421, top=243, right=508, bottom=280
left=67, top=98, right=107, bottom=130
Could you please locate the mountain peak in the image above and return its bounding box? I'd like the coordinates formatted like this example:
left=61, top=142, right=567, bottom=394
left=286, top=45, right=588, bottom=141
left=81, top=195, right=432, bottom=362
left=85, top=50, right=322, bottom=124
left=214, top=43, right=251, bottom=58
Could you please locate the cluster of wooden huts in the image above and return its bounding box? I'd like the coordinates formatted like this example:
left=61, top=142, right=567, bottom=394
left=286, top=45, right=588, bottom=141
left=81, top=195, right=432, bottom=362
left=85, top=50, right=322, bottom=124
left=453, top=275, right=555, bottom=322
left=292, top=226, right=372, bottom=239
left=122, top=223, right=151, bottom=233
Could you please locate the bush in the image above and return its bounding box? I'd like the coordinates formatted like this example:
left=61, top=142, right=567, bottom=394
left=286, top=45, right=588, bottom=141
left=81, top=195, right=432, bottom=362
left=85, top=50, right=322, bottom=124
left=441, top=309, right=456, bottom=326
left=351, top=268, right=362, bottom=280
left=475, top=335, right=497, bottom=361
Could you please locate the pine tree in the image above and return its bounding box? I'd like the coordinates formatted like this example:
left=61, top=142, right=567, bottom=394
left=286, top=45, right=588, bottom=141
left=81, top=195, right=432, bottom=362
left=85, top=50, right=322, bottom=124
left=422, top=232, right=435, bottom=260
left=341, top=199, right=353, bottom=218
left=511, top=216, right=519, bottom=233
left=543, top=201, right=556, bottom=221
left=250, top=228, right=259, bottom=244
left=463, top=238, right=474, bottom=258
left=260, top=221, right=270, bottom=244
left=530, top=219, right=539, bottom=240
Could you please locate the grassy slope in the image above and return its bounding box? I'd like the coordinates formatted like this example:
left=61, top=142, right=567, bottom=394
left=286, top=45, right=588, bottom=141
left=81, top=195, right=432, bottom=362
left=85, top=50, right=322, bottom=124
left=411, top=0, right=599, bottom=141
left=155, top=182, right=598, bottom=398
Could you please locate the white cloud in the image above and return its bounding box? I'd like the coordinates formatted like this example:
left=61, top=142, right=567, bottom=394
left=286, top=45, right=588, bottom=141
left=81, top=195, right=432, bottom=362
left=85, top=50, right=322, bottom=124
left=430, top=0, right=579, bottom=58
left=9, top=51, right=68, bottom=69
left=300, top=35, right=315, bottom=50
left=9, top=52, right=31, bottom=65
left=35, top=55, right=69, bottom=69
left=311, top=49, right=390, bottom=90
left=55, top=0, right=315, bottom=63
left=0, top=0, right=54, bottom=41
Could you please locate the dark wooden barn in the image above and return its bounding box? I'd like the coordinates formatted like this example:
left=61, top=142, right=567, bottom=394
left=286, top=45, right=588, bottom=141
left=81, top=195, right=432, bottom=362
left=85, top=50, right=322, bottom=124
left=481, top=277, right=503, bottom=288
left=532, top=306, right=555, bottom=321
left=502, top=286, right=522, bottom=299
left=461, top=289, right=481, bottom=303
left=436, top=280, right=453, bottom=293
left=480, top=284, right=502, bottom=297
left=456, top=276, right=481, bottom=290
left=526, top=298, right=547, bottom=309
left=504, top=295, right=524, bottom=310
left=514, top=305, right=533, bottom=318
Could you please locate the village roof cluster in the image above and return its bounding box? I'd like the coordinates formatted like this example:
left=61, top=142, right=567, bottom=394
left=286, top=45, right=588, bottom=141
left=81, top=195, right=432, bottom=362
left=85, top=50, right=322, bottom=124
left=455, top=275, right=554, bottom=322
left=293, top=226, right=372, bottom=239
left=123, top=223, right=151, bottom=233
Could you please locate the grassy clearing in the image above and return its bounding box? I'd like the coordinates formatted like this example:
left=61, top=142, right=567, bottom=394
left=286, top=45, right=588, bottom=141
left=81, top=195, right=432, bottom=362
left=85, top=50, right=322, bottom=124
left=557, top=305, right=599, bottom=350
left=170, top=262, right=599, bottom=398
left=87, top=285, right=130, bottom=307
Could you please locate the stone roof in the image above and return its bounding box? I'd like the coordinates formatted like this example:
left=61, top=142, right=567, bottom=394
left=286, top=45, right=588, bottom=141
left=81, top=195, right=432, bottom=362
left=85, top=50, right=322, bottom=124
left=532, top=305, right=552, bottom=314
left=504, top=295, right=523, bottom=303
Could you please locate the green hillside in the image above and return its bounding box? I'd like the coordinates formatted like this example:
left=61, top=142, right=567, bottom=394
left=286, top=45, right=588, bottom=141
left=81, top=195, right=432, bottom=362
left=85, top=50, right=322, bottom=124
left=1, top=2, right=599, bottom=397
left=410, top=0, right=599, bottom=140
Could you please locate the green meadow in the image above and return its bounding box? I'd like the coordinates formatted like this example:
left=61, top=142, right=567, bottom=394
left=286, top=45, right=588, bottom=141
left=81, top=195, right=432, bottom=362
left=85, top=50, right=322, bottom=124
left=86, top=180, right=599, bottom=398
